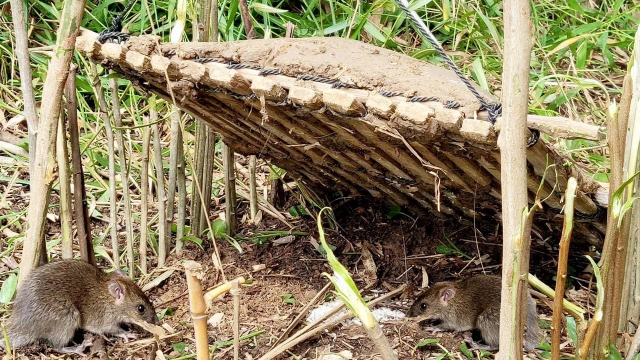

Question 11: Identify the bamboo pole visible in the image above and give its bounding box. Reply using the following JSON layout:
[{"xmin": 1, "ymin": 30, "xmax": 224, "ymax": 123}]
[
  {"xmin": 110, "ymin": 76, "xmax": 134, "ymax": 276},
  {"xmin": 67, "ymin": 66, "xmax": 94, "ymax": 266},
  {"xmin": 551, "ymin": 178, "xmax": 577, "ymax": 360},
  {"xmin": 140, "ymin": 114, "xmax": 151, "ymax": 274},
  {"xmin": 151, "ymin": 97, "xmax": 168, "ymax": 267},
  {"xmin": 249, "ymin": 156, "xmax": 258, "ymax": 222},
  {"xmin": 497, "ymin": 0, "xmax": 534, "ymax": 358},
  {"xmin": 588, "ymin": 100, "xmax": 629, "ymax": 359},
  {"xmin": 166, "ymin": 109, "xmax": 181, "ymax": 252},
  {"xmin": 223, "ymin": 143, "xmax": 237, "ymax": 236},
  {"xmin": 19, "ymin": 0, "xmax": 87, "ymax": 284},
  {"xmin": 9, "ymin": 0, "xmax": 38, "ymax": 177},
  {"xmin": 184, "ymin": 261, "xmax": 209, "ymax": 360},
  {"xmin": 176, "ymin": 137, "xmax": 187, "ymax": 248},
  {"xmin": 97, "ymin": 74, "xmax": 118, "ymax": 267},
  {"xmin": 231, "ymin": 280, "xmax": 240, "ymax": 360},
  {"xmin": 90, "ymin": 64, "xmax": 119, "ymax": 266},
  {"xmin": 56, "ymin": 113, "xmax": 73, "ymax": 259}
]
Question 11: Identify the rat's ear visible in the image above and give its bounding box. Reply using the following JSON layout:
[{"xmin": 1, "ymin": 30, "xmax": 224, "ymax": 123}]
[
  {"xmin": 108, "ymin": 281, "xmax": 126, "ymax": 304},
  {"xmin": 112, "ymin": 269, "xmax": 129, "ymax": 278},
  {"xmin": 439, "ymin": 286, "xmax": 456, "ymax": 304}
]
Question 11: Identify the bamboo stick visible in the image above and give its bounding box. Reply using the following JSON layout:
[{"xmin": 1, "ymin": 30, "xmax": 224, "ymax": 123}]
[
  {"xmin": 249, "ymin": 156, "xmax": 258, "ymax": 222},
  {"xmin": 223, "ymin": 143, "xmax": 237, "ymax": 236},
  {"xmin": 176, "ymin": 131, "xmax": 187, "ymax": 251},
  {"xmin": 151, "ymin": 97, "xmax": 168, "ymax": 267},
  {"xmin": 140, "ymin": 114, "xmax": 151, "ymax": 274},
  {"xmin": 183, "ymin": 261, "xmax": 209, "ymax": 360},
  {"xmin": 166, "ymin": 109, "xmax": 180, "ymax": 253},
  {"xmin": 68, "ymin": 65, "xmax": 94, "ymax": 266},
  {"xmin": 497, "ymin": 0, "xmax": 534, "ymax": 357},
  {"xmin": 110, "ymin": 76, "xmax": 134, "ymax": 276},
  {"xmin": 551, "ymin": 178, "xmax": 577, "ymax": 360},
  {"xmin": 231, "ymin": 280, "xmax": 240, "ymax": 360},
  {"xmin": 56, "ymin": 112, "xmax": 73, "ymax": 260}
]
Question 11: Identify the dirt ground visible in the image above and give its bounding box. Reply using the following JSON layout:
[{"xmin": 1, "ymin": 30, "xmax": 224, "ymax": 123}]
[{"xmin": 1, "ymin": 189, "xmax": 594, "ymax": 360}]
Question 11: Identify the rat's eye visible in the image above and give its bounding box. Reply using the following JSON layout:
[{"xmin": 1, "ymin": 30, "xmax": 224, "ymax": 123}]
[
  {"xmin": 420, "ymin": 303, "xmax": 427, "ymax": 310},
  {"xmin": 137, "ymin": 304, "xmax": 146, "ymax": 313}
]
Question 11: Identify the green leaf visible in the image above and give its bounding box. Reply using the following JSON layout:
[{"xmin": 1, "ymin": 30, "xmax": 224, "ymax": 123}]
[
  {"xmin": 387, "ymin": 205, "xmax": 401, "ymax": 219},
  {"xmin": 408, "ymin": 0, "xmax": 433, "ymax": 11},
  {"xmin": 180, "ymin": 235, "xmax": 203, "ymax": 249},
  {"xmin": 436, "ymin": 242, "xmax": 454, "ymax": 255},
  {"xmin": 608, "ymin": 343, "xmax": 623, "ymax": 360},
  {"xmin": 567, "ymin": 316, "xmax": 578, "ymax": 346},
  {"xmin": 611, "ymin": 171, "xmax": 640, "ymax": 227},
  {"xmin": 459, "ymin": 341, "xmax": 473, "ymax": 358},
  {"xmin": 289, "ymin": 205, "xmax": 309, "ymax": 217},
  {"xmin": 0, "ymin": 273, "xmax": 17, "ymax": 304},
  {"xmin": 250, "ymin": 3, "xmax": 288, "ymax": 14},
  {"xmin": 470, "ymin": 58, "xmax": 490, "ymax": 92},
  {"xmin": 157, "ymin": 307, "xmax": 174, "ymax": 320},
  {"xmin": 281, "ymin": 294, "xmax": 296, "ymax": 305},
  {"xmin": 212, "ymin": 219, "xmax": 227, "ymax": 239},
  {"xmin": 173, "ymin": 342, "xmax": 188, "ymax": 356},
  {"xmin": 417, "ymin": 338, "xmax": 440, "ymax": 347}
]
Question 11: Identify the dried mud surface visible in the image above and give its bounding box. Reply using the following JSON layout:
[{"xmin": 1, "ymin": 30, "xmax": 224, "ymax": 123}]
[{"xmin": 127, "ymin": 35, "xmax": 496, "ymax": 115}]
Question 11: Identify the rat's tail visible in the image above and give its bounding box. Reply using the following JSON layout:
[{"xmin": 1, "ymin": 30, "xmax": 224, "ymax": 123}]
[{"xmin": 524, "ymin": 296, "xmax": 544, "ymax": 351}]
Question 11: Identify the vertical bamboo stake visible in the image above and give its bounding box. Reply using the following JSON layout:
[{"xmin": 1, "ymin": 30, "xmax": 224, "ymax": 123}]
[
  {"xmin": 190, "ymin": 0, "xmax": 218, "ymax": 237},
  {"xmin": 184, "ymin": 261, "xmax": 209, "ymax": 360},
  {"xmin": 249, "ymin": 156, "xmax": 258, "ymax": 222},
  {"xmin": 151, "ymin": 97, "xmax": 168, "ymax": 267},
  {"xmin": 98, "ymin": 73, "xmax": 119, "ymax": 267},
  {"xmin": 166, "ymin": 0, "xmax": 187, "ymax": 254},
  {"xmin": 110, "ymin": 76, "xmax": 134, "ymax": 276},
  {"xmin": 166, "ymin": 109, "xmax": 181, "ymax": 252},
  {"xmin": 191, "ymin": 121, "xmax": 205, "ymax": 236},
  {"xmin": 9, "ymin": 0, "xmax": 38, "ymax": 175},
  {"xmin": 231, "ymin": 279, "xmax": 240, "ymax": 360},
  {"xmin": 589, "ymin": 92, "xmax": 630, "ymax": 359},
  {"xmin": 56, "ymin": 113, "xmax": 73, "ymax": 259},
  {"xmin": 223, "ymin": 144, "xmax": 237, "ymax": 235},
  {"xmin": 140, "ymin": 115, "xmax": 151, "ymax": 274},
  {"xmin": 497, "ymin": 0, "xmax": 533, "ymax": 358},
  {"xmin": 89, "ymin": 64, "xmax": 118, "ymax": 265},
  {"xmin": 551, "ymin": 178, "xmax": 577, "ymax": 360},
  {"xmin": 19, "ymin": 0, "xmax": 87, "ymax": 284},
  {"xmin": 176, "ymin": 140, "xmax": 187, "ymax": 249},
  {"xmin": 67, "ymin": 65, "xmax": 94, "ymax": 266}
]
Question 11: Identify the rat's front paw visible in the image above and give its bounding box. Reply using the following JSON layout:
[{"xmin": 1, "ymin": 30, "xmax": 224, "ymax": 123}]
[{"xmin": 115, "ymin": 332, "xmax": 138, "ymax": 342}]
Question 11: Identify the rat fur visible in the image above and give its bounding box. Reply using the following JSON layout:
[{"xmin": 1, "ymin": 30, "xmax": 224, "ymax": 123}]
[
  {"xmin": 2, "ymin": 260, "xmax": 158, "ymax": 353},
  {"xmin": 407, "ymin": 275, "xmax": 542, "ymax": 351}
]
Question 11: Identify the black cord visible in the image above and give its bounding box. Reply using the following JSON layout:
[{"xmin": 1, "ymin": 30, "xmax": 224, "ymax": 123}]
[
  {"xmin": 394, "ymin": 0, "xmax": 501, "ymax": 123},
  {"xmin": 98, "ymin": 1, "xmax": 136, "ymax": 44}
]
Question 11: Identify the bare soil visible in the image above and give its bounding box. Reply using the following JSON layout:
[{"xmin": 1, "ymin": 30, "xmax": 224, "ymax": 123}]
[{"xmin": 1, "ymin": 191, "xmax": 593, "ymax": 360}]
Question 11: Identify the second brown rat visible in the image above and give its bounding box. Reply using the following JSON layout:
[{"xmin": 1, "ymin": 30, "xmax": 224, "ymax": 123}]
[
  {"xmin": 1, "ymin": 260, "xmax": 158, "ymax": 355},
  {"xmin": 407, "ymin": 275, "xmax": 542, "ymax": 351}
]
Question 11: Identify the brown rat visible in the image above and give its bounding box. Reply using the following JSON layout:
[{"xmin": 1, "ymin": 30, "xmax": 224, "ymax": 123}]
[
  {"xmin": 407, "ymin": 275, "xmax": 542, "ymax": 351},
  {"xmin": 1, "ymin": 260, "xmax": 158, "ymax": 355}
]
